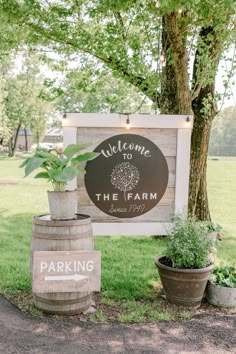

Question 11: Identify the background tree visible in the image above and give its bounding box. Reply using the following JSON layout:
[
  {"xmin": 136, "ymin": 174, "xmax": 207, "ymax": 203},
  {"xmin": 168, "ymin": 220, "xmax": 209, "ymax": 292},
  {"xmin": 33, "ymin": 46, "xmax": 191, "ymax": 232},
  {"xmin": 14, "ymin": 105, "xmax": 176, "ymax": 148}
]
[
  {"xmin": 0, "ymin": 62, "xmax": 10, "ymax": 147},
  {"xmin": 43, "ymin": 63, "xmax": 150, "ymax": 114},
  {"xmin": 0, "ymin": 0, "xmax": 235, "ymax": 219},
  {"xmin": 30, "ymin": 97, "xmax": 55, "ymax": 145},
  {"xmin": 209, "ymin": 107, "xmax": 236, "ymax": 156},
  {"xmin": 1, "ymin": 53, "xmax": 55, "ymax": 156},
  {"xmin": 0, "ymin": 90, "xmax": 11, "ymax": 148}
]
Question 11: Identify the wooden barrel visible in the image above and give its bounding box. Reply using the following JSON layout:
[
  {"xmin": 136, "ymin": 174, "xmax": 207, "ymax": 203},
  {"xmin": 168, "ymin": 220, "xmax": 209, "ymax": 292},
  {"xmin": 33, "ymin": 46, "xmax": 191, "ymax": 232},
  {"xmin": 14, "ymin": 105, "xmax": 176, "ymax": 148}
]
[{"xmin": 31, "ymin": 214, "xmax": 94, "ymax": 315}]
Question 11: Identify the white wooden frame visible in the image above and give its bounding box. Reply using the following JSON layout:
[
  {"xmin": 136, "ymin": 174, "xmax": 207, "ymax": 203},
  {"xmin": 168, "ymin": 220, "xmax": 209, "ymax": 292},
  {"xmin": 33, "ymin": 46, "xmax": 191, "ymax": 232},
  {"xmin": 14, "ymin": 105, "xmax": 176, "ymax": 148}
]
[{"xmin": 63, "ymin": 114, "xmax": 193, "ymax": 236}]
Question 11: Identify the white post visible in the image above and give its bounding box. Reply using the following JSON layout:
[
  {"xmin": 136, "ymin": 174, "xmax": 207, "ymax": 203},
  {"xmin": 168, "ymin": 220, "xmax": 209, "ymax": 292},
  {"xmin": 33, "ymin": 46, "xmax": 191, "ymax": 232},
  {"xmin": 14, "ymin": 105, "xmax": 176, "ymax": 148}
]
[{"xmin": 174, "ymin": 128, "xmax": 192, "ymax": 216}]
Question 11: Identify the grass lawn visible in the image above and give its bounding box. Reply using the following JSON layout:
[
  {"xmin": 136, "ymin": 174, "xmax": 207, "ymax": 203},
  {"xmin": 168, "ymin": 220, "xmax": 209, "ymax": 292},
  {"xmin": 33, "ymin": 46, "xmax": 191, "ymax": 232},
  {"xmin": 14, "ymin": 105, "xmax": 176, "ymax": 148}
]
[{"xmin": 0, "ymin": 155, "xmax": 235, "ymax": 321}]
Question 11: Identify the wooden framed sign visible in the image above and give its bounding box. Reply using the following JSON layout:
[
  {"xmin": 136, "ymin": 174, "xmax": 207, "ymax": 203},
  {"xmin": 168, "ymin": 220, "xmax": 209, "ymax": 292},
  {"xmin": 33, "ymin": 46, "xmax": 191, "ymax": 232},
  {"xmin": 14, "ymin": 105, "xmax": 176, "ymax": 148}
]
[
  {"xmin": 63, "ymin": 114, "xmax": 193, "ymax": 235},
  {"xmin": 33, "ymin": 251, "xmax": 101, "ymax": 293}
]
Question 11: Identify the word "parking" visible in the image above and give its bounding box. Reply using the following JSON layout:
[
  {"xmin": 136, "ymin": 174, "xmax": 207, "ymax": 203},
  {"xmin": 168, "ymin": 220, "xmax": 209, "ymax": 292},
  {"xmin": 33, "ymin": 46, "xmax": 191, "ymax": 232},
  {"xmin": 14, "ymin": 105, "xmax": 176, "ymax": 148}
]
[{"xmin": 40, "ymin": 260, "xmax": 94, "ymax": 273}]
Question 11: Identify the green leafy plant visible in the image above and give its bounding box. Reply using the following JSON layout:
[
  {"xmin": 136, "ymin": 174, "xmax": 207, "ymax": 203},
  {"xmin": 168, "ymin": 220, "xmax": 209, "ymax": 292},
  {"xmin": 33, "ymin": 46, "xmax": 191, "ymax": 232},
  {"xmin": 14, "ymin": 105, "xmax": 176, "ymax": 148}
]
[
  {"xmin": 202, "ymin": 221, "xmax": 222, "ymax": 233},
  {"xmin": 20, "ymin": 144, "xmax": 98, "ymax": 191},
  {"xmin": 209, "ymin": 266, "xmax": 236, "ymax": 288},
  {"xmin": 165, "ymin": 216, "xmax": 214, "ymax": 269}
]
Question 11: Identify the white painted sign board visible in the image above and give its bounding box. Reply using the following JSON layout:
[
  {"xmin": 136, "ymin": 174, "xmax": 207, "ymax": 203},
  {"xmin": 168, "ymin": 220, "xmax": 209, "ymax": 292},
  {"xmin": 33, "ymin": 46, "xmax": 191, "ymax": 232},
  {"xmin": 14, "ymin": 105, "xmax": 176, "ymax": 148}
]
[
  {"xmin": 63, "ymin": 114, "xmax": 193, "ymax": 236},
  {"xmin": 33, "ymin": 251, "xmax": 101, "ymax": 293}
]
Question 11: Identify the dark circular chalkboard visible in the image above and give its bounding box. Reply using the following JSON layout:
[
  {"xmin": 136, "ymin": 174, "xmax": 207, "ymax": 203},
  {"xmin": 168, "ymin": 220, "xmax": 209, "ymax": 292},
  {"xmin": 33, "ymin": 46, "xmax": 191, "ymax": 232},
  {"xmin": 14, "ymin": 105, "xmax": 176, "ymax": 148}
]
[{"xmin": 85, "ymin": 134, "xmax": 169, "ymax": 218}]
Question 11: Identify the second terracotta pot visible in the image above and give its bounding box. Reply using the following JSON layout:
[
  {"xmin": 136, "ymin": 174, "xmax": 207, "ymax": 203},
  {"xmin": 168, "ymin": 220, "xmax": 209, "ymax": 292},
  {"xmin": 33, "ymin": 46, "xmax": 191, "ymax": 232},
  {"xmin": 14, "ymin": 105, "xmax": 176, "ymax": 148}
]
[{"xmin": 155, "ymin": 256, "xmax": 214, "ymax": 308}]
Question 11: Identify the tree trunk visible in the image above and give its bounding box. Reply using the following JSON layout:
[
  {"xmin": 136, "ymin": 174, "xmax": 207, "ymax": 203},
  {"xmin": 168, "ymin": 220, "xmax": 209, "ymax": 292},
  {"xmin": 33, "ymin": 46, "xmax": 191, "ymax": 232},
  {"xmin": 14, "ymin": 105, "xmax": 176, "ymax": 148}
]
[
  {"xmin": 36, "ymin": 129, "xmax": 40, "ymax": 146},
  {"xmin": 189, "ymin": 107, "xmax": 214, "ymax": 220},
  {"xmin": 159, "ymin": 17, "xmax": 179, "ymax": 114},
  {"xmin": 160, "ymin": 13, "xmax": 192, "ymax": 114},
  {"xmin": 164, "ymin": 13, "xmax": 192, "ymax": 115},
  {"xmin": 24, "ymin": 128, "xmax": 28, "ymax": 152},
  {"xmin": 8, "ymin": 124, "xmax": 21, "ymax": 157},
  {"xmin": 161, "ymin": 17, "xmax": 221, "ymax": 220},
  {"xmin": 8, "ymin": 137, "xmax": 14, "ymax": 157},
  {"xmin": 189, "ymin": 26, "xmax": 221, "ymax": 220}
]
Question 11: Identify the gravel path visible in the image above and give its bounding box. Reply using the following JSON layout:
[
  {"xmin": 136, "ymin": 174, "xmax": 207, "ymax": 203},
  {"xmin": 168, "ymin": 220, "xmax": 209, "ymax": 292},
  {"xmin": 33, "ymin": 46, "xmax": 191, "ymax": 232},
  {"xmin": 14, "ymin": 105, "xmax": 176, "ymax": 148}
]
[{"xmin": 0, "ymin": 296, "xmax": 235, "ymax": 354}]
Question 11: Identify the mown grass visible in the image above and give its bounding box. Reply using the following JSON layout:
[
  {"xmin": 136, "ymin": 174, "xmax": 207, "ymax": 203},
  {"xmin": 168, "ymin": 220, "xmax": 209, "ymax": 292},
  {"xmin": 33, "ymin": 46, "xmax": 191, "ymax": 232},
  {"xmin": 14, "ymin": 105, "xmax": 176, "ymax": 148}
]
[
  {"xmin": 0, "ymin": 155, "xmax": 235, "ymax": 321},
  {"xmin": 207, "ymin": 158, "xmax": 236, "ymax": 264}
]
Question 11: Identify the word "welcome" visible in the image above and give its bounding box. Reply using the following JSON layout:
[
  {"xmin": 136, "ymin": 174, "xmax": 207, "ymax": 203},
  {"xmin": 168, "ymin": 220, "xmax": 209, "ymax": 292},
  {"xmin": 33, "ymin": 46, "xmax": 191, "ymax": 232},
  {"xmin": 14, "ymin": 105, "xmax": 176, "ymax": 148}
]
[{"xmin": 101, "ymin": 140, "xmax": 151, "ymax": 158}]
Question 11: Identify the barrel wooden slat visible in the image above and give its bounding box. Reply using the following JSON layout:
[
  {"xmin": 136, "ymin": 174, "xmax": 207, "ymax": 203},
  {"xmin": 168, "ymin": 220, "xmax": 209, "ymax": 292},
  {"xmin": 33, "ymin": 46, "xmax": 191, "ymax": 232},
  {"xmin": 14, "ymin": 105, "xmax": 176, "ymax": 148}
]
[
  {"xmin": 33, "ymin": 293, "xmax": 92, "ymax": 315},
  {"xmin": 31, "ymin": 214, "xmax": 94, "ymax": 315},
  {"xmin": 34, "ymin": 292, "xmax": 91, "ymax": 305},
  {"xmin": 32, "ymin": 231, "xmax": 92, "ymax": 240},
  {"xmin": 34, "ymin": 214, "xmax": 90, "ymax": 226}
]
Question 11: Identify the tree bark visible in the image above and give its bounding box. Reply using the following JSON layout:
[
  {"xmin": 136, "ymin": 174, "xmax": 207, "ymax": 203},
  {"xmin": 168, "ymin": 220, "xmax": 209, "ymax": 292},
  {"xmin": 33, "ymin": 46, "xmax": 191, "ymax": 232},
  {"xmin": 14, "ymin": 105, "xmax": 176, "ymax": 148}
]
[
  {"xmin": 8, "ymin": 124, "xmax": 21, "ymax": 157},
  {"xmin": 36, "ymin": 129, "xmax": 40, "ymax": 145},
  {"xmin": 161, "ymin": 17, "xmax": 221, "ymax": 220},
  {"xmin": 189, "ymin": 106, "xmax": 214, "ymax": 220},
  {"xmin": 24, "ymin": 128, "xmax": 28, "ymax": 152},
  {"xmin": 159, "ymin": 16, "xmax": 179, "ymax": 114},
  {"xmin": 189, "ymin": 26, "xmax": 221, "ymax": 220},
  {"xmin": 164, "ymin": 13, "xmax": 192, "ymax": 115}
]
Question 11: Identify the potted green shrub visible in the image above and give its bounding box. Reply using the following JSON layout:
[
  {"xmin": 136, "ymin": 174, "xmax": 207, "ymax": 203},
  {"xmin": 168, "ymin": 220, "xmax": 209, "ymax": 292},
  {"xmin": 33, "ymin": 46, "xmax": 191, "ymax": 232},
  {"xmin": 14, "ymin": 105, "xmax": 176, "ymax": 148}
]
[
  {"xmin": 200, "ymin": 221, "xmax": 220, "ymax": 264},
  {"xmin": 206, "ymin": 266, "xmax": 236, "ymax": 307},
  {"xmin": 20, "ymin": 144, "xmax": 98, "ymax": 220},
  {"xmin": 203, "ymin": 221, "xmax": 222, "ymax": 241},
  {"xmin": 155, "ymin": 216, "xmax": 215, "ymax": 308}
]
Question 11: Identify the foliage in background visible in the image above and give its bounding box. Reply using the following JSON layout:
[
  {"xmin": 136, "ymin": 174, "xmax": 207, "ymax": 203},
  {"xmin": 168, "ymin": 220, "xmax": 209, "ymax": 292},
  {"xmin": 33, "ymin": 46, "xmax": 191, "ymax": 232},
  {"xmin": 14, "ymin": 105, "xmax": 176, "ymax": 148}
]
[
  {"xmin": 165, "ymin": 216, "xmax": 214, "ymax": 269},
  {"xmin": 50, "ymin": 68, "xmax": 151, "ymax": 114},
  {"xmin": 0, "ymin": 53, "xmax": 55, "ymax": 156},
  {"xmin": 209, "ymin": 107, "xmax": 236, "ymax": 156},
  {"xmin": 210, "ymin": 266, "xmax": 236, "ymax": 288},
  {"xmin": 0, "ymin": 77, "xmax": 10, "ymax": 146}
]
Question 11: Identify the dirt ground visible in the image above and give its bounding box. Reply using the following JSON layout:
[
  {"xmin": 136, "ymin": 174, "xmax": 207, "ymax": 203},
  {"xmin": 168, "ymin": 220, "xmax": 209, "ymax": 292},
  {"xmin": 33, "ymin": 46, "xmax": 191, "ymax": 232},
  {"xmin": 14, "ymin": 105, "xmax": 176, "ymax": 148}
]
[{"xmin": 0, "ymin": 296, "xmax": 235, "ymax": 354}]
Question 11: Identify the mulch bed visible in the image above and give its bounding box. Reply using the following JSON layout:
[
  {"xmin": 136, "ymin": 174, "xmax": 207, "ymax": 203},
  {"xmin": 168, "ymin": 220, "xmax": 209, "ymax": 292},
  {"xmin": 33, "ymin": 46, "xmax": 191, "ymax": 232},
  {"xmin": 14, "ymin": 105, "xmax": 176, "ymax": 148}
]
[{"xmin": 4, "ymin": 289, "xmax": 235, "ymax": 323}]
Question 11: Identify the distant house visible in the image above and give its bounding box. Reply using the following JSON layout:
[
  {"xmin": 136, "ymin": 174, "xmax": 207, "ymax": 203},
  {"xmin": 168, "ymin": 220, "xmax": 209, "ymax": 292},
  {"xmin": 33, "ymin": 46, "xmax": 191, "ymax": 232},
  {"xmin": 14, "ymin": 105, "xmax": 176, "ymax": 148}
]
[
  {"xmin": 17, "ymin": 129, "xmax": 33, "ymax": 151},
  {"xmin": 16, "ymin": 128, "xmax": 63, "ymax": 151},
  {"xmin": 43, "ymin": 128, "xmax": 63, "ymax": 144}
]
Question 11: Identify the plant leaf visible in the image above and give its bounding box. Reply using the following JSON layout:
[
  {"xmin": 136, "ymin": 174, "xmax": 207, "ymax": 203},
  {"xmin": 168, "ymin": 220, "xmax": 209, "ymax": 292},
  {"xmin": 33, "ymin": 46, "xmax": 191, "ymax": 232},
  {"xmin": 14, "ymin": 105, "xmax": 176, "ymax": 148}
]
[
  {"xmin": 24, "ymin": 158, "xmax": 49, "ymax": 177},
  {"xmin": 19, "ymin": 158, "xmax": 30, "ymax": 168},
  {"xmin": 77, "ymin": 166, "xmax": 86, "ymax": 174},
  {"xmin": 63, "ymin": 144, "xmax": 90, "ymax": 159},
  {"xmin": 34, "ymin": 151, "xmax": 56, "ymax": 159},
  {"xmin": 34, "ymin": 171, "xmax": 50, "ymax": 179},
  {"xmin": 57, "ymin": 157, "xmax": 69, "ymax": 168},
  {"xmin": 49, "ymin": 166, "xmax": 79, "ymax": 182},
  {"xmin": 72, "ymin": 151, "xmax": 99, "ymax": 163}
]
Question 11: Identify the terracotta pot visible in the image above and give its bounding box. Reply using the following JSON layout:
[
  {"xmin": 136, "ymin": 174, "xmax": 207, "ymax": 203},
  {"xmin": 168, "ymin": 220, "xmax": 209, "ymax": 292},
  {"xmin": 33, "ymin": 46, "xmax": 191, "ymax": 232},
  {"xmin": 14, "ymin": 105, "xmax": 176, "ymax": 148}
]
[
  {"xmin": 47, "ymin": 190, "xmax": 78, "ymax": 220},
  {"xmin": 155, "ymin": 256, "xmax": 214, "ymax": 308},
  {"xmin": 206, "ymin": 282, "xmax": 236, "ymax": 308}
]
